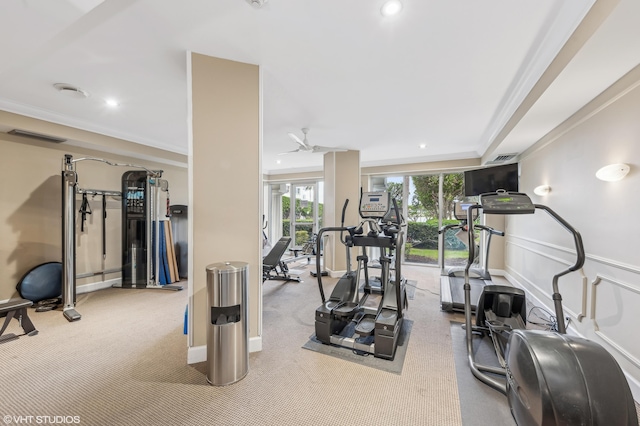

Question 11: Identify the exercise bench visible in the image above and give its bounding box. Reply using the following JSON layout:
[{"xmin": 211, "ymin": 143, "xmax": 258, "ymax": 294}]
[
  {"xmin": 263, "ymin": 237, "xmax": 301, "ymax": 283},
  {"xmin": 0, "ymin": 298, "xmax": 38, "ymax": 344}
]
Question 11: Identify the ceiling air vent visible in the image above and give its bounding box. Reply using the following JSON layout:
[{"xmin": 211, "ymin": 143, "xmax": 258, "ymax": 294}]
[
  {"xmin": 53, "ymin": 83, "xmax": 89, "ymax": 99},
  {"xmin": 486, "ymin": 153, "xmax": 517, "ymax": 164},
  {"xmin": 8, "ymin": 129, "xmax": 67, "ymax": 144}
]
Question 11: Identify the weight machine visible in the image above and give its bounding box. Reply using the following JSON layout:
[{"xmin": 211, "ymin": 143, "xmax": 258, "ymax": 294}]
[{"xmin": 61, "ymin": 154, "xmax": 182, "ymax": 322}]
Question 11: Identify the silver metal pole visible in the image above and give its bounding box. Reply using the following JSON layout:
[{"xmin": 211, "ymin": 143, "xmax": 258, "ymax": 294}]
[
  {"xmin": 154, "ymin": 176, "xmax": 161, "ymax": 286},
  {"xmin": 61, "ymin": 155, "xmax": 81, "ymax": 322},
  {"xmin": 146, "ymin": 175, "xmax": 154, "ymax": 286}
]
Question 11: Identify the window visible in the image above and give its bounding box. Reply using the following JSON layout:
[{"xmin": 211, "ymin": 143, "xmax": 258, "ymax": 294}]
[{"xmin": 264, "ymin": 181, "xmax": 323, "ymax": 249}]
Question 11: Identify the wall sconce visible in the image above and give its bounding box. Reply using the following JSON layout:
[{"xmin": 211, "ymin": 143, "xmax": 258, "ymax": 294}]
[
  {"xmin": 533, "ymin": 185, "xmax": 551, "ymax": 196},
  {"xmin": 595, "ymin": 163, "xmax": 630, "ymax": 182}
]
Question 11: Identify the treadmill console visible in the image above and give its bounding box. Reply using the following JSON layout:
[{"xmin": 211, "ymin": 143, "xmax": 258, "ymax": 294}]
[
  {"xmin": 479, "ymin": 191, "xmax": 535, "ymax": 214},
  {"xmin": 454, "ymin": 199, "xmax": 478, "ymax": 222},
  {"xmin": 359, "ymin": 191, "xmax": 391, "ymax": 219}
]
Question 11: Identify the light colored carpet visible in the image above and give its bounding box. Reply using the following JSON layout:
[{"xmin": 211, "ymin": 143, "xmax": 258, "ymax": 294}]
[
  {"xmin": 5, "ymin": 264, "xmax": 635, "ymax": 425},
  {"xmin": 0, "ymin": 265, "xmax": 463, "ymax": 426}
]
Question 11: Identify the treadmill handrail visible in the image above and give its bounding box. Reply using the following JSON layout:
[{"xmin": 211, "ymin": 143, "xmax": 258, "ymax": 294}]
[
  {"xmin": 474, "ymin": 224, "xmax": 505, "ymax": 237},
  {"xmin": 438, "ymin": 223, "xmax": 462, "ymax": 273}
]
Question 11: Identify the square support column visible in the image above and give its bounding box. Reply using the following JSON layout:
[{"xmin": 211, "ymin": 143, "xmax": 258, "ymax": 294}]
[
  {"xmin": 323, "ymin": 150, "xmax": 360, "ymax": 273},
  {"xmin": 188, "ymin": 52, "xmax": 262, "ymax": 353}
]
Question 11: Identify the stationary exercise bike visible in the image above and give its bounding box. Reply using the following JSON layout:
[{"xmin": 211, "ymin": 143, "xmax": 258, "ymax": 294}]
[{"xmin": 463, "ymin": 191, "xmax": 637, "ymax": 426}]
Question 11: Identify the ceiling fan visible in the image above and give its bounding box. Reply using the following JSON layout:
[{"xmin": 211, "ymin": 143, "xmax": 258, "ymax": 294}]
[{"xmin": 280, "ymin": 128, "xmax": 347, "ymax": 154}]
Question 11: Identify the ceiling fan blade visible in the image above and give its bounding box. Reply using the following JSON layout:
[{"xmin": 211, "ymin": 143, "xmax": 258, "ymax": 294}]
[
  {"xmin": 311, "ymin": 145, "xmax": 347, "ymax": 153},
  {"xmin": 287, "ymin": 132, "xmax": 307, "ymax": 149},
  {"xmin": 278, "ymin": 148, "xmax": 300, "ymax": 155}
]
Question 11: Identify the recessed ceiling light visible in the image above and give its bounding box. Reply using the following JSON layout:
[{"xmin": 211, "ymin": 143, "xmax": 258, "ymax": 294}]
[
  {"xmin": 276, "ymin": 159, "xmax": 281, "ymax": 164},
  {"xmin": 53, "ymin": 83, "xmax": 89, "ymax": 99},
  {"xmin": 419, "ymin": 143, "xmax": 427, "ymax": 149},
  {"xmin": 246, "ymin": 0, "xmax": 268, "ymax": 8},
  {"xmin": 381, "ymin": 0, "xmax": 402, "ymax": 17},
  {"xmin": 105, "ymin": 98, "xmax": 119, "ymax": 108}
]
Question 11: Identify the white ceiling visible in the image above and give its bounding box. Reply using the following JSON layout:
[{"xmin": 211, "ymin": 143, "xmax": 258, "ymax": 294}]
[{"xmin": 0, "ymin": 0, "xmax": 638, "ymax": 175}]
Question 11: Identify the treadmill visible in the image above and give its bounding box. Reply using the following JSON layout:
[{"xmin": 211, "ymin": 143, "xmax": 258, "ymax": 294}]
[{"xmin": 439, "ymin": 200, "xmax": 504, "ymax": 313}]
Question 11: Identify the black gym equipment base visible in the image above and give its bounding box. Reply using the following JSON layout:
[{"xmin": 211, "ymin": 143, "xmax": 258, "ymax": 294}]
[{"xmin": 302, "ymin": 319, "xmax": 413, "ymax": 375}]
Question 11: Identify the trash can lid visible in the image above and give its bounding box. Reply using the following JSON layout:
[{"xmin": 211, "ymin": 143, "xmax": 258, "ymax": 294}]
[{"xmin": 206, "ymin": 261, "xmax": 248, "ymax": 274}]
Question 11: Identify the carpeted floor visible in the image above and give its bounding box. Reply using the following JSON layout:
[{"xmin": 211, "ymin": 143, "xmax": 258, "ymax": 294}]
[
  {"xmin": 1, "ymin": 262, "xmax": 637, "ymax": 426},
  {"xmin": 450, "ymin": 322, "xmax": 514, "ymax": 426},
  {"xmin": 0, "ymin": 264, "xmax": 464, "ymax": 426}
]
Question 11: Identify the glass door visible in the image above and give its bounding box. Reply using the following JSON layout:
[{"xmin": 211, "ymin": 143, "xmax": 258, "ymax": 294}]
[
  {"xmin": 290, "ymin": 184, "xmax": 316, "ymax": 247},
  {"xmin": 403, "ymin": 172, "xmax": 465, "ymax": 266},
  {"xmin": 438, "ymin": 172, "xmax": 468, "ymax": 270}
]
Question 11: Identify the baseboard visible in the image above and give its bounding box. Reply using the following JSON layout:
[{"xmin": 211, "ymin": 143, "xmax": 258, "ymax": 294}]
[
  {"xmin": 626, "ymin": 372, "xmax": 640, "ymax": 403},
  {"xmin": 249, "ymin": 335, "xmax": 262, "ymax": 352},
  {"xmin": 326, "ymin": 269, "xmax": 346, "ymax": 279},
  {"xmin": 187, "ymin": 336, "xmax": 262, "ymax": 364},
  {"xmin": 488, "ymin": 268, "xmax": 506, "ymax": 277},
  {"xmin": 1, "ymin": 277, "xmax": 121, "ymax": 302},
  {"xmin": 77, "ymin": 278, "xmax": 121, "ymax": 294},
  {"xmin": 187, "ymin": 345, "xmax": 207, "ymax": 364},
  {"xmin": 503, "ymin": 270, "xmax": 640, "ymax": 403}
]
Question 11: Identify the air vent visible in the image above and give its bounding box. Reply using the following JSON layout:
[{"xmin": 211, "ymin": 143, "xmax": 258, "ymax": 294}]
[
  {"xmin": 8, "ymin": 129, "xmax": 67, "ymax": 143},
  {"xmin": 53, "ymin": 83, "xmax": 89, "ymax": 99},
  {"xmin": 486, "ymin": 153, "xmax": 517, "ymax": 164}
]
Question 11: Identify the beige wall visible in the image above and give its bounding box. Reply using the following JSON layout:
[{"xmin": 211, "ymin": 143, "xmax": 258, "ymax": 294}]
[
  {"xmin": 508, "ymin": 64, "xmax": 640, "ymax": 394},
  {"xmin": 0, "ymin": 129, "xmax": 187, "ymax": 302},
  {"xmin": 189, "ymin": 53, "xmax": 261, "ymax": 348}
]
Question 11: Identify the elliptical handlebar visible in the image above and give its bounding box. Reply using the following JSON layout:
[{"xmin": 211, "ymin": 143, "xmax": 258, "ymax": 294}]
[
  {"xmin": 392, "ymin": 198, "xmax": 402, "ymax": 226},
  {"xmin": 534, "ymin": 204, "xmax": 585, "ymax": 334},
  {"xmin": 339, "ymin": 199, "xmax": 350, "ymax": 244},
  {"xmin": 316, "ymin": 226, "xmax": 350, "ymax": 304},
  {"xmin": 316, "ymin": 199, "xmax": 351, "ymax": 304}
]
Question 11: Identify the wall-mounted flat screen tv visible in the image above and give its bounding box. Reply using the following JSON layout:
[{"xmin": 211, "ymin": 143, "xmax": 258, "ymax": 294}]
[{"xmin": 464, "ymin": 163, "xmax": 519, "ymax": 196}]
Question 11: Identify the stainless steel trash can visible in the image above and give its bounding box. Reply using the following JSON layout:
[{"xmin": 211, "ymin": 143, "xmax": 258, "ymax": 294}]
[{"xmin": 206, "ymin": 261, "xmax": 249, "ymax": 386}]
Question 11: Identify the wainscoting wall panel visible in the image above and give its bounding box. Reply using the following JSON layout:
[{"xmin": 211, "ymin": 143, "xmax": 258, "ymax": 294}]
[{"xmin": 505, "ymin": 236, "xmax": 587, "ymax": 322}]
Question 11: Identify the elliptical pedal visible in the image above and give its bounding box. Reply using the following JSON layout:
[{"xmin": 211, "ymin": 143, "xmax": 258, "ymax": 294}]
[
  {"xmin": 354, "ymin": 312, "xmax": 376, "ymax": 336},
  {"xmin": 332, "ymin": 302, "xmax": 360, "ymax": 320}
]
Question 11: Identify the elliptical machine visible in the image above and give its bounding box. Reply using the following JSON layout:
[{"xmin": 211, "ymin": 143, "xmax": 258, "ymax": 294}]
[
  {"xmin": 463, "ymin": 191, "xmax": 637, "ymax": 426},
  {"xmin": 314, "ymin": 191, "xmax": 408, "ymax": 360}
]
